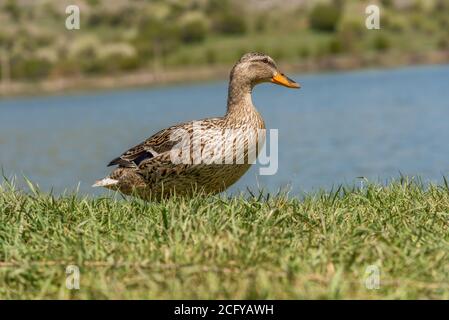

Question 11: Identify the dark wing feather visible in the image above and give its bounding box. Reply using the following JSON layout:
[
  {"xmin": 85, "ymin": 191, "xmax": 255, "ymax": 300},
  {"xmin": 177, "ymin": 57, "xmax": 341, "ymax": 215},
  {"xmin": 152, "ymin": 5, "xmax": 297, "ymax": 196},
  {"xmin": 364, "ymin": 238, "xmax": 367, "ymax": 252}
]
[
  {"xmin": 108, "ymin": 118, "xmax": 223, "ymax": 168},
  {"xmin": 108, "ymin": 149, "xmax": 154, "ymax": 167},
  {"xmin": 107, "ymin": 125, "xmax": 185, "ymax": 168}
]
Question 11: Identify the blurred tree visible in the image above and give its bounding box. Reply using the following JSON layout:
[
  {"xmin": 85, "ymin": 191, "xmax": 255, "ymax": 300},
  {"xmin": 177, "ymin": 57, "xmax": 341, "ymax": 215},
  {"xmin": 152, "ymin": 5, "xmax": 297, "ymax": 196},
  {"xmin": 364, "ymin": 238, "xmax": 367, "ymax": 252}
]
[
  {"xmin": 0, "ymin": 0, "xmax": 446, "ymax": 84},
  {"xmin": 4, "ymin": 0, "xmax": 20, "ymax": 20},
  {"xmin": 372, "ymin": 33, "xmax": 391, "ymax": 51},
  {"xmin": 0, "ymin": 49, "xmax": 10, "ymax": 88},
  {"xmin": 134, "ymin": 17, "xmax": 181, "ymax": 71},
  {"xmin": 213, "ymin": 13, "xmax": 246, "ymax": 35},
  {"xmin": 254, "ymin": 14, "xmax": 268, "ymax": 32},
  {"xmin": 206, "ymin": 0, "xmax": 230, "ymax": 15},
  {"xmin": 87, "ymin": 0, "xmax": 100, "ymax": 7},
  {"xmin": 205, "ymin": 48, "xmax": 217, "ymax": 65},
  {"xmin": 272, "ymin": 48, "xmax": 285, "ymax": 60},
  {"xmin": 298, "ymin": 46, "xmax": 311, "ymax": 59},
  {"xmin": 337, "ymin": 19, "xmax": 365, "ymax": 53},
  {"xmin": 87, "ymin": 11, "xmax": 103, "ymax": 27},
  {"xmin": 207, "ymin": 0, "xmax": 246, "ymax": 35},
  {"xmin": 79, "ymin": 46, "xmax": 103, "ymax": 74},
  {"xmin": 386, "ymin": 14, "xmax": 407, "ymax": 33},
  {"xmin": 435, "ymin": 0, "xmax": 449, "ymax": 11},
  {"xmin": 437, "ymin": 37, "xmax": 449, "ymax": 50},
  {"xmin": 328, "ymin": 37, "xmax": 344, "ymax": 54},
  {"xmin": 11, "ymin": 57, "xmax": 52, "ymax": 80},
  {"xmin": 0, "ymin": 31, "xmax": 14, "ymax": 86},
  {"xmin": 180, "ymin": 15, "xmax": 208, "ymax": 43},
  {"xmin": 309, "ymin": 3, "xmax": 342, "ymax": 32}
]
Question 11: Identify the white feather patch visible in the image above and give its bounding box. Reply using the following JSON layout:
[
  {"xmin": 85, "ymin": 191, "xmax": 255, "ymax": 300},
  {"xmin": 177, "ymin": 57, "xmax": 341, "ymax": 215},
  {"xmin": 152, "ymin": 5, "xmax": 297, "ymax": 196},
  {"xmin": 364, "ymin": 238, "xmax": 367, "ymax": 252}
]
[{"xmin": 92, "ymin": 178, "xmax": 119, "ymax": 187}]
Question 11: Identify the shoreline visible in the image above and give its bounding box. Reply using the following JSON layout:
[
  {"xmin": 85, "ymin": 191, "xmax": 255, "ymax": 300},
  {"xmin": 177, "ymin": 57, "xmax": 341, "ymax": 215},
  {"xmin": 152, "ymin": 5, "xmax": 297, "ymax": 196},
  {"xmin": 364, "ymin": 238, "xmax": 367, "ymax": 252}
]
[{"xmin": 1, "ymin": 50, "xmax": 448, "ymax": 99}]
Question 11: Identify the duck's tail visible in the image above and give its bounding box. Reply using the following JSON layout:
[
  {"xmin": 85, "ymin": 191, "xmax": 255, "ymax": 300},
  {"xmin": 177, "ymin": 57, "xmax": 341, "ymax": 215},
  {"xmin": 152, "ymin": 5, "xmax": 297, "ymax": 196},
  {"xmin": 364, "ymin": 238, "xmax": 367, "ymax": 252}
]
[{"xmin": 92, "ymin": 177, "xmax": 119, "ymax": 188}]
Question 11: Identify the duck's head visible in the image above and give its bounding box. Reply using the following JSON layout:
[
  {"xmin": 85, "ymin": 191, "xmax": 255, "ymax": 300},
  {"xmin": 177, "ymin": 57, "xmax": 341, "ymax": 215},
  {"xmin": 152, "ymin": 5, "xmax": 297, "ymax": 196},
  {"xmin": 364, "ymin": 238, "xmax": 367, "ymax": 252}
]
[{"xmin": 230, "ymin": 52, "xmax": 300, "ymax": 89}]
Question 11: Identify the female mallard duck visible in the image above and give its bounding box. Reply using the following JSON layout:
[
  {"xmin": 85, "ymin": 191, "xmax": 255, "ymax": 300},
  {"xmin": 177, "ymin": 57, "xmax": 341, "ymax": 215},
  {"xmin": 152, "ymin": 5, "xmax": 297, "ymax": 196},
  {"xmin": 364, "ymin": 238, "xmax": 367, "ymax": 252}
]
[{"xmin": 94, "ymin": 52, "xmax": 300, "ymax": 200}]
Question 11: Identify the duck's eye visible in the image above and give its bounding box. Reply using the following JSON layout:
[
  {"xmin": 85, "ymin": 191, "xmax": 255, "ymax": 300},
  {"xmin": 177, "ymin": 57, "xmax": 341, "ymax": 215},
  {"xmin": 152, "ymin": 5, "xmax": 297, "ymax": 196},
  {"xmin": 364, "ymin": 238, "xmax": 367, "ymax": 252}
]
[{"xmin": 261, "ymin": 58, "xmax": 269, "ymax": 64}]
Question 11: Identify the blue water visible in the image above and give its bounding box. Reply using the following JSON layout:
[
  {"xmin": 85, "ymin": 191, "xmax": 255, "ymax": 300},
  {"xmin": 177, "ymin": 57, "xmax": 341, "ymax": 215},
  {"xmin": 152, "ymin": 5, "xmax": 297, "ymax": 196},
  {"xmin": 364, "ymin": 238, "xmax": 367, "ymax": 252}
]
[{"xmin": 0, "ymin": 65, "xmax": 448, "ymax": 195}]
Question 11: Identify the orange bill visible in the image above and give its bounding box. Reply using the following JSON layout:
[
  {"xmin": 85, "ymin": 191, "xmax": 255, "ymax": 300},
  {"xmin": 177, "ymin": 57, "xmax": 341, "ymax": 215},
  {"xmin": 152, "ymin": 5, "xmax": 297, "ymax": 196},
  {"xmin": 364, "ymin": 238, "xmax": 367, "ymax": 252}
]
[{"xmin": 271, "ymin": 72, "xmax": 301, "ymax": 89}]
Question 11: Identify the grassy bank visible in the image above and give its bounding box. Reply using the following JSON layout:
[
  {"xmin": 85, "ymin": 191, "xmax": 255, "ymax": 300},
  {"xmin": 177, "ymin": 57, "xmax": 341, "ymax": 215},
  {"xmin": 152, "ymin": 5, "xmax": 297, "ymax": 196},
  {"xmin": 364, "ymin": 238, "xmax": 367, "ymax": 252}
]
[
  {"xmin": 1, "ymin": 49, "xmax": 448, "ymax": 98},
  {"xmin": 0, "ymin": 179, "xmax": 448, "ymax": 299},
  {"xmin": 2, "ymin": 0, "xmax": 449, "ymax": 97}
]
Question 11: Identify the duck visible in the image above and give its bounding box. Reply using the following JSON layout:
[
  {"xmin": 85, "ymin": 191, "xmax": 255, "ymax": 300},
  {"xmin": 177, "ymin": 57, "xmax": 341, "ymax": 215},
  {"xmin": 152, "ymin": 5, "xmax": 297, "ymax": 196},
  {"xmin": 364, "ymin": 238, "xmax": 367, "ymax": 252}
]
[{"xmin": 93, "ymin": 52, "xmax": 300, "ymax": 200}]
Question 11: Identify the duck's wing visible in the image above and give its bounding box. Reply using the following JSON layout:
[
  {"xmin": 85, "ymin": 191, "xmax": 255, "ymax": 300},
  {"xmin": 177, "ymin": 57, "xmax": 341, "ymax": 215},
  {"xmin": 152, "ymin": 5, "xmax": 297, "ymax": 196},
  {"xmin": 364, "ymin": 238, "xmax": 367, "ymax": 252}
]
[
  {"xmin": 108, "ymin": 124, "xmax": 188, "ymax": 168},
  {"xmin": 108, "ymin": 118, "xmax": 222, "ymax": 168}
]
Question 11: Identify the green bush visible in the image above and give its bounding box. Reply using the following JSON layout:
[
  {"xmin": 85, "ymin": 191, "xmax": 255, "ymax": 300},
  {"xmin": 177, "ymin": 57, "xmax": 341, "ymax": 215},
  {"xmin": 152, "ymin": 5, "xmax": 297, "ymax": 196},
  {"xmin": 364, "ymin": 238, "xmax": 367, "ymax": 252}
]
[
  {"xmin": 254, "ymin": 14, "xmax": 267, "ymax": 32},
  {"xmin": 337, "ymin": 20, "xmax": 365, "ymax": 52},
  {"xmin": 272, "ymin": 48, "xmax": 285, "ymax": 60},
  {"xmin": 87, "ymin": 12, "xmax": 104, "ymax": 27},
  {"xmin": 213, "ymin": 13, "xmax": 246, "ymax": 35},
  {"xmin": 3, "ymin": 0, "xmax": 20, "ymax": 20},
  {"xmin": 180, "ymin": 20, "xmax": 207, "ymax": 43},
  {"xmin": 309, "ymin": 3, "xmax": 341, "ymax": 32},
  {"xmin": 435, "ymin": 0, "xmax": 449, "ymax": 11},
  {"xmin": 437, "ymin": 37, "xmax": 449, "ymax": 50},
  {"xmin": 205, "ymin": 48, "xmax": 217, "ymax": 65},
  {"xmin": 328, "ymin": 37, "xmax": 344, "ymax": 54},
  {"xmin": 387, "ymin": 16, "xmax": 407, "ymax": 33},
  {"xmin": 52, "ymin": 59, "xmax": 81, "ymax": 77},
  {"xmin": 134, "ymin": 18, "xmax": 181, "ymax": 58},
  {"xmin": 381, "ymin": 0, "xmax": 393, "ymax": 7},
  {"xmin": 115, "ymin": 55, "xmax": 140, "ymax": 71},
  {"xmin": 372, "ymin": 33, "xmax": 391, "ymax": 51},
  {"xmin": 76, "ymin": 47, "xmax": 104, "ymax": 74},
  {"xmin": 11, "ymin": 57, "xmax": 52, "ymax": 80},
  {"xmin": 298, "ymin": 46, "xmax": 311, "ymax": 58}
]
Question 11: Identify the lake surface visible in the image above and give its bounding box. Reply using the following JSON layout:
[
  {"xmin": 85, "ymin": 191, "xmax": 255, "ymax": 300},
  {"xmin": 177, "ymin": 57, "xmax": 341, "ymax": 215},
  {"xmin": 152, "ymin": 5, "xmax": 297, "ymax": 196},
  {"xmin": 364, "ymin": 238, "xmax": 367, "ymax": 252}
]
[{"xmin": 1, "ymin": 65, "xmax": 448, "ymax": 196}]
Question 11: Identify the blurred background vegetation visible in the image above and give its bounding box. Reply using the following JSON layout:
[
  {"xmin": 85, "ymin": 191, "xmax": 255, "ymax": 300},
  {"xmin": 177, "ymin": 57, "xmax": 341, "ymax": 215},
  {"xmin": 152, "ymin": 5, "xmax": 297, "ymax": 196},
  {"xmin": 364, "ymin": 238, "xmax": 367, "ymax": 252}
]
[{"xmin": 0, "ymin": 0, "xmax": 448, "ymax": 91}]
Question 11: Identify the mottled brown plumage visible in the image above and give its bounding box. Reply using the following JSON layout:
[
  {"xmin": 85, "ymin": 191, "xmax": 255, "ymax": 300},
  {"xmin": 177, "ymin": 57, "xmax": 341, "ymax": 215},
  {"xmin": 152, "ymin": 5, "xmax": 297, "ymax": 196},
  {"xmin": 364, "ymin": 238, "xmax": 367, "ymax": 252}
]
[{"xmin": 93, "ymin": 52, "xmax": 300, "ymax": 200}]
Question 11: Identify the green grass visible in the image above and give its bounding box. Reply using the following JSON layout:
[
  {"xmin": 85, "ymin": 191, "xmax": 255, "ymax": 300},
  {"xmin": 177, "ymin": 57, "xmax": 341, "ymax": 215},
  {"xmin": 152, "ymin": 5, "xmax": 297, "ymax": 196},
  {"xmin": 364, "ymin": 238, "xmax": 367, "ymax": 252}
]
[{"xmin": 0, "ymin": 178, "xmax": 448, "ymax": 299}]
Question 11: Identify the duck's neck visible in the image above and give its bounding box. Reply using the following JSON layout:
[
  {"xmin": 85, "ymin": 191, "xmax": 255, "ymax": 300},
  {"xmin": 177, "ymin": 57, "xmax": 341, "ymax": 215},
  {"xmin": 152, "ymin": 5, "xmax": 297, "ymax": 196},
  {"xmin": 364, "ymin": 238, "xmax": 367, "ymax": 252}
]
[{"xmin": 225, "ymin": 76, "xmax": 258, "ymax": 119}]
